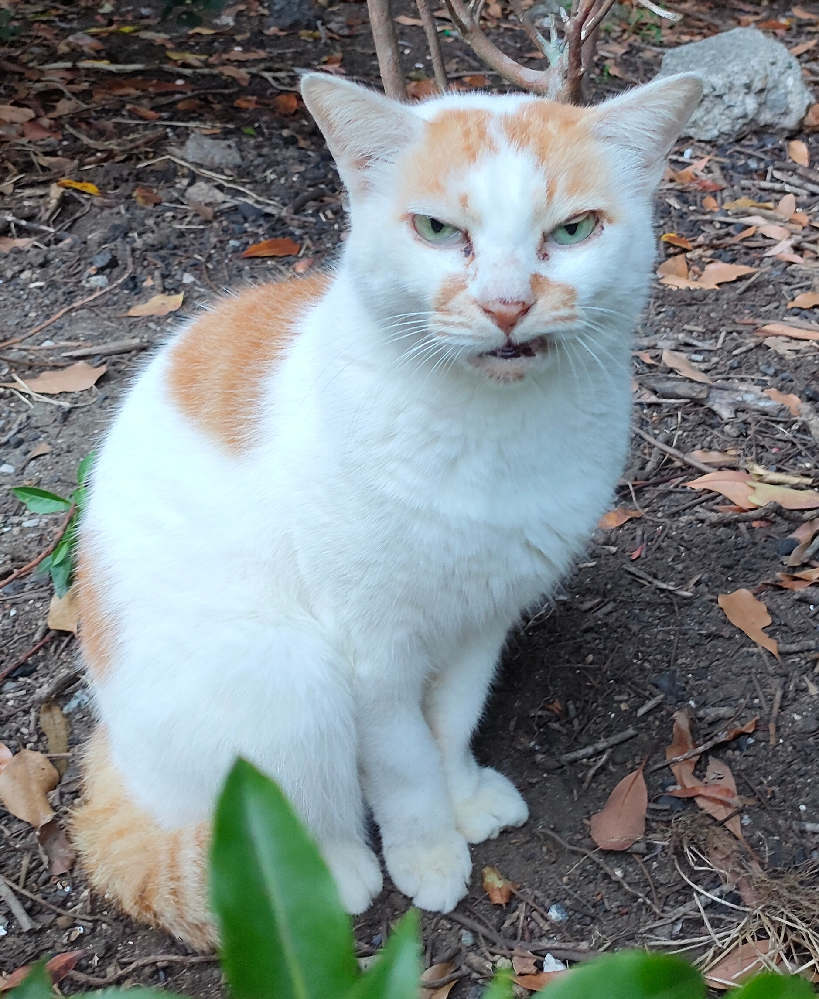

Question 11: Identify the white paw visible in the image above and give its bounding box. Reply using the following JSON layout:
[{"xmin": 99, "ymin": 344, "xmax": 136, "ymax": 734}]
[
  {"xmin": 384, "ymin": 830, "xmax": 471, "ymax": 913},
  {"xmin": 322, "ymin": 839, "xmax": 383, "ymax": 915},
  {"xmin": 454, "ymin": 767, "xmax": 529, "ymax": 844}
]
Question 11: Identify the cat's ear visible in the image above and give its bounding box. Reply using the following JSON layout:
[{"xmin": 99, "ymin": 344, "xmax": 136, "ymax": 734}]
[
  {"xmin": 300, "ymin": 74, "xmax": 423, "ymax": 196},
  {"xmin": 589, "ymin": 73, "xmax": 702, "ymax": 189}
]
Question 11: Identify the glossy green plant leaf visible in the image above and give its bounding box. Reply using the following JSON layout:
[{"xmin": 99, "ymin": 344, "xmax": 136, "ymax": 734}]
[
  {"xmin": 535, "ymin": 952, "xmax": 705, "ymax": 999},
  {"xmin": 12, "ymin": 487, "xmax": 71, "ymax": 514},
  {"xmin": 77, "ymin": 452, "xmax": 95, "ymax": 486},
  {"xmin": 732, "ymin": 975, "xmax": 815, "ymax": 999},
  {"xmin": 210, "ymin": 759, "xmax": 359, "ymax": 999},
  {"xmin": 7, "ymin": 964, "xmax": 53, "ymax": 999},
  {"xmin": 343, "ymin": 910, "xmax": 420, "ymax": 999}
]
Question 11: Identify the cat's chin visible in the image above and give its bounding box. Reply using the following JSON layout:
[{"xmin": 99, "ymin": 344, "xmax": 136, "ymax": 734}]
[{"xmin": 468, "ymin": 336, "xmax": 550, "ymax": 382}]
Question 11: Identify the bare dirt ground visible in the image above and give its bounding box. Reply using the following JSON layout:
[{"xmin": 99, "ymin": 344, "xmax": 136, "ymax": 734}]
[{"xmin": 2, "ymin": 0, "xmax": 819, "ymax": 995}]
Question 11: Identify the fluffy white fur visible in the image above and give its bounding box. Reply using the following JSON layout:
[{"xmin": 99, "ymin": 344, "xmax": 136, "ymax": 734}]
[{"xmin": 81, "ymin": 72, "xmax": 701, "ymax": 914}]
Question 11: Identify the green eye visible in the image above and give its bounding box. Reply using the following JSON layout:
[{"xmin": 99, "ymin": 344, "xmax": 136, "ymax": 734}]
[
  {"xmin": 551, "ymin": 211, "xmax": 597, "ymax": 245},
  {"xmin": 412, "ymin": 215, "xmax": 463, "ymax": 244}
]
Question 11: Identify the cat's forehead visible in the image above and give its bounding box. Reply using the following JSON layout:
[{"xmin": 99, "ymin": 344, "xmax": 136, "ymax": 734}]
[{"xmin": 398, "ymin": 95, "xmax": 609, "ymax": 214}]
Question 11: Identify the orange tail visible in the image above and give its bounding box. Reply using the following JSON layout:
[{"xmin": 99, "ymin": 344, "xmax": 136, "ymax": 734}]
[{"xmin": 71, "ymin": 729, "xmax": 217, "ymax": 951}]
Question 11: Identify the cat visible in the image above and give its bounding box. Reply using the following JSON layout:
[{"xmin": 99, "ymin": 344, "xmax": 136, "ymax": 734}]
[{"xmin": 71, "ymin": 69, "xmax": 701, "ymax": 949}]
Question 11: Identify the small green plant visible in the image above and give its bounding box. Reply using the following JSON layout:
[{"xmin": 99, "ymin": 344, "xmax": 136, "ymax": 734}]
[
  {"xmin": 9, "ymin": 761, "xmax": 817, "ymax": 999},
  {"xmin": 12, "ymin": 453, "xmax": 94, "ymax": 597},
  {"xmin": 0, "ymin": 9, "xmax": 19, "ymax": 41}
]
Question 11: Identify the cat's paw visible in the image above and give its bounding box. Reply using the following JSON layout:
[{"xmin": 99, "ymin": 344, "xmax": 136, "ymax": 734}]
[
  {"xmin": 322, "ymin": 839, "xmax": 383, "ymax": 915},
  {"xmin": 454, "ymin": 767, "xmax": 529, "ymax": 843},
  {"xmin": 385, "ymin": 830, "xmax": 471, "ymax": 913}
]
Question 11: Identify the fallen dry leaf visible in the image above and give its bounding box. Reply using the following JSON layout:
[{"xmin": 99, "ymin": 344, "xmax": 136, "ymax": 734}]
[
  {"xmin": 704, "ymin": 940, "xmax": 772, "ymax": 989},
  {"xmin": 512, "ymin": 953, "xmax": 538, "ymax": 976},
  {"xmin": 481, "ymin": 865, "xmax": 518, "ymax": 905},
  {"xmin": 40, "ymin": 701, "xmax": 69, "ymax": 777},
  {"xmin": 272, "ymin": 93, "xmax": 299, "ymax": 114},
  {"xmin": 219, "ymin": 65, "xmax": 251, "ymax": 86},
  {"xmin": 133, "ymin": 185, "xmax": 162, "ymax": 206},
  {"xmin": 786, "ymin": 518, "xmax": 819, "ymax": 566},
  {"xmin": 703, "ymin": 195, "xmax": 719, "ymax": 211},
  {"xmin": 0, "ymin": 744, "xmax": 12, "ymax": 770},
  {"xmin": 514, "ymin": 972, "xmax": 566, "ymax": 990},
  {"xmin": 242, "ymin": 237, "xmax": 301, "ymax": 258},
  {"xmin": 661, "ymin": 233, "xmax": 693, "ymax": 250},
  {"xmin": 0, "ymin": 105, "xmax": 35, "ymax": 124},
  {"xmin": 657, "ymin": 254, "xmax": 689, "ymax": 283},
  {"xmin": 420, "ymin": 962, "xmax": 457, "ymax": 999},
  {"xmin": 687, "ymin": 450, "xmax": 738, "ymax": 467},
  {"xmin": 718, "ymin": 589, "xmax": 779, "ymax": 659},
  {"xmin": 747, "ymin": 461, "xmax": 813, "ymax": 486},
  {"xmin": 662, "ymin": 348, "xmax": 712, "ymax": 384},
  {"xmin": 590, "ymin": 765, "xmax": 647, "ymax": 851},
  {"xmin": 38, "ymin": 817, "xmax": 76, "ymax": 875},
  {"xmin": 407, "ymin": 79, "xmax": 437, "ymax": 99},
  {"xmin": 126, "ymin": 292, "xmax": 184, "ymax": 317},
  {"xmin": 48, "ymin": 587, "xmax": 78, "ymax": 634},
  {"xmin": 0, "ymin": 749, "xmax": 59, "ymax": 827},
  {"xmin": 763, "ymin": 388, "xmax": 802, "ymax": 416},
  {"xmin": 2, "ymin": 361, "xmax": 105, "ymax": 395},
  {"xmin": 787, "ymin": 292, "xmax": 819, "ymax": 309},
  {"xmin": 697, "ymin": 262, "xmax": 756, "ymax": 289},
  {"xmin": 0, "ymin": 237, "xmax": 34, "ymax": 253},
  {"xmin": 806, "ymin": 103, "xmax": 819, "ymax": 128},
  {"xmin": 57, "ymin": 177, "xmax": 100, "ymax": 196},
  {"xmin": 599, "ymin": 508, "xmax": 642, "ymax": 529},
  {"xmin": 757, "ymin": 322, "xmax": 819, "ymax": 341},
  {"xmin": 686, "ymin": 470, "xmax": 819, "ymax": 510},
  {"xmin": 778, "ymin": 193, "xmax": 797, "ymax": 218},
  {"xmin": 775, "ymin": 567, "xmax": 819, "ymax": 590},
  {"xmin": 788, "ymin": 139, "xmax": 810, "ymax": 167},
  {"xmin": 0, "ymin": 952, "xmax": 85, "ymax": 993}
]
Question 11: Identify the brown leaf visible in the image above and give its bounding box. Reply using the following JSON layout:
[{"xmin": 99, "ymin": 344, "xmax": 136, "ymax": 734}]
[
  {"xmin": 0, "ymin": 237, "xmax": 34, "ymax": 252},
  {"xmin": 687, "ymin": 450, "xmax": 738, "ymax": 468},
  {"xmin": 704, "ymin": 940, "xmax": 772, "ymax": 989},
  {"xmin": 57, "ymin": 178, "xmax": 100, "ymax": 196},
  {"xmin": 0, "ymin": 749, "xmax": 58, "ymax": 827},
  {"xmin": 219, "ymin": 65, "xmax": 251, "ymax": 86},
  {"xmin": 133, "ymin": 185, "xmax": 162, "ymax": 206},
  {"xmin": 0, "ymin": 744, "xmax": 12, "ymax": 771},
  {"xmin": 763, "ymin": 388, "xmax": 802, "ymax": 416},
  {"xmin": 778, "ymin": 193, "xmax": 797, "ymax": 218},
  {"xmin": 242, "ymin": 237, "xmax": 301, "ymax": 258},
  {"xmin": 40, "ymin": 701, "xmax": 69, "ymax": 778},
  {"xmin": 481, "ymin": 865, "xmax": 518, "ymax": 904},
  {"xmin": 657, "ymin": 253, "xmax": 689, "ymax": 281},
  {"xmin": 757, "ymin": 322, "xmax": 819, "ymax": 341},
  {"xmin": 789, "ymin": 291, "xmax": 819, "ymax": 308},
  {"xmin": 696, "ymin": 262, "xmax": 756, "ymax": 289},
  {"xmin": 775, "ymin": 567, "xmax": 819, "ymax": 590},
  {"xmin": 686, "ymin": 470, "xmax": 819, "ymax": 510},
  {"xmin": 2, "ymin": 361, "xmax": 105, "ymax": 395},
  {"xmin": 0, "ymin": 105, "xmax": 35, "ymax": 124},
  {"xmin": 788, "ymin": 139, "xmax": 810, "ymax": 167},
  {"xmin": 407, "ymin": 79, "xmax": 437, "ymax": 99},
  {"xmin": 590, "ymin": 765, "xmax": 647, "ymax": 851},
  {"xmin": 395, "ymin": 13, "xmax": 424, "ymax": 24},
  {"xmin": 47, "ymin": 588, "xmax": 78, "ymax": 634},
  {"xmin": 703, "ymin": 195, "xmax": 719, "ymax": 211},
  {"xmin": 272, "ymin": 93, "xmax": 299, "ymax": 114},
  {"xmin": 125, "ymin": 292, "xmax": 184, "ymax": 317},
  {"xmin": 421, "ymin": 962, "xmax": 457, "ymax": 999},
  {"xmin": 660, "ymin": 233, "xmax": 693, "ymax": 250},
  {"xmin": 514, "ymin": 972, "xmax": 566, "ymax": 989},
  {"xmin": 666, "ymin": 710, "xmax": 697, "ymax": 787},
  {"xmin": 1, "ymin": 951, "xmax": 86, "ymax": 990},
  {"xmin": 806, "ymin": 103, "xmax": 819, "ymax": 128},
  {"xmin": 38, "ymin": 818, "xmax": 76, "ymax": 875},
  {"xmin": 662, "ymin": 348, "xmax": 713, "ymax": 384},
  {"xmin": 785, "ymin": 518, "xmax": 819, "ymax": 566},
  {"xmin": 599, "ymin": 508, "xmax": 642, "ymax": 529},
  {"xmin": 512, "ymin": 952, "xmax": 538, "ymax": 976},
  {"xmin": 791, "ymin": 39, "xmax": 818, "ymax": 55},
  {"xmin": 718, "ymin": 589, "xmax": 779, "ymax": 659}
]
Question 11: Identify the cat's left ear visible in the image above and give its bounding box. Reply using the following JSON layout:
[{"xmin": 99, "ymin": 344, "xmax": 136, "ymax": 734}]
[
  {"xmin": 589, "ymin": 73, "xmax": 702, "ymax": 190},
  {"xmin": 301, "ymin": 74, "xmax": 423, "ymax": 197}
]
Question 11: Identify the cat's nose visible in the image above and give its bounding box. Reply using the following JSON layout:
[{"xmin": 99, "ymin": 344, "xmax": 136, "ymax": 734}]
[{"xmin": 480, "ymin": 299, "xmax": 532, "ymax": 336}]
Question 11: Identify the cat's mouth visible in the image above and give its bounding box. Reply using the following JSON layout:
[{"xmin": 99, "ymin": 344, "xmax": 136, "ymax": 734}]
[{"xmin": 480, "ymin": 336, "xmax": 549, "ymax": 360}]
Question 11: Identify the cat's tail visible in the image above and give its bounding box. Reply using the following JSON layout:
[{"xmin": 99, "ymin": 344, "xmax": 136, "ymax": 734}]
[{"xmin": 71, "ymin": 728, "xmax": 217, "ymax": 951}]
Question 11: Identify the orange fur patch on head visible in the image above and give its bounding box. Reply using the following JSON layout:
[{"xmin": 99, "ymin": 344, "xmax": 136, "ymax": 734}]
[
  {"xmin": 433, "ymin": 274, "xmax": 468, "ymax": 313},
  {"xmin": 402, "ymin": 109, "xmax": 495, "ymax": 198},
  {"xmin": 167, "ymin": 273, "xmax": 330, "ymax": 452},
  {"xmin": 530, "ymin": 273, "xmax": 577, "ymax": 312},
  {"xmin": 75, "ymin": 544, "xmax": 116, "ymax": 682},
  {"xmin": 72, "ymin": 728, "xmax": 215, "ymax": 951}
]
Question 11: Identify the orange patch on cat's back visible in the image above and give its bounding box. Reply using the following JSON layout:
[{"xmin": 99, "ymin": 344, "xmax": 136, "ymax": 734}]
[
  {"xmin": 167, "ymin": 273, "xmax": 331, "ymax": 452},
  {"xmin": 75, "ymin": 544, "xmax": 116, "ymax": 682}
]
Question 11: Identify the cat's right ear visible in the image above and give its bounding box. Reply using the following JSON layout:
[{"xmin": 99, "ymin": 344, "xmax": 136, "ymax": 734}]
[{"xmin": 301, "ymin": 74, "xmax": 423, "ymax": 196}]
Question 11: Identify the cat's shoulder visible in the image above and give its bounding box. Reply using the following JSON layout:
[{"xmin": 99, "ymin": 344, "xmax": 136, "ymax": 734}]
[{"xmin": 164, "ymin": 271, "xmax": 331, "ymax": 451}]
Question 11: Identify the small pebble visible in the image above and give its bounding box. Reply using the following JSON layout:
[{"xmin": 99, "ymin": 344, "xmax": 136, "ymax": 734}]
[
  {"xmin": 0, "ymin": 464, "xmax": 14, "ymax": 474},
  {"xmin": 542, "ymin": 954, "xmax": 567, "ymax": 973},
  {"xmin": 90, "ymin": 249, "xmax": 116, "ymax": 270},
  {"xmin": 460, "ymin": 930, "xmax": 474, "ymax": 946},
  {"xmin": 794, "ymin": 716, "xmax": 819, "ymax": 735},
  {"xmin": 87, "ymin": 274, "xmax": 109, "ymax": 288},
  {"xmin": 181, "ymin": 272, "xmax": 195, "ymax": 284},
  {"xmin": 547, "ymin": 903, "xmax": 568, "ymax": 923}
]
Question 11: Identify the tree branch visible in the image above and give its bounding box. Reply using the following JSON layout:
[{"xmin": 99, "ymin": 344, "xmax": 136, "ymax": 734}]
[
  {"xmin": 367, "ymin": 0, "xmax": 407, "ymax": 100},
  {"xmin": 416, "ymin": 0, "xmax": 448, "ymax": 93}
]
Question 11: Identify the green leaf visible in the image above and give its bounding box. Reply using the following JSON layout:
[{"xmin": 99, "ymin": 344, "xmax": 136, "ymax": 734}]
[
  {"xmin": 210, "ymin": 759, "xmax": 359, "ymax": 999},
  {"xmin": 732, "ymin": 975, "xmax": 815, "ymax": 999},
  {"xmin": 343, "ymin": 910, "xmax": 420, "ymax": 999},
  {"xmin": 69, "ymin": 486, "xmax": 87, "ymax": 511},
  {"xmin": 7, "ymin": 964, "xmax": 53, "ymax": 999},
  {"xmin": 11, "ymin": 487, "xmax": 71, "ymax": 514},
  {"xmin": 50, "ymin": 556, "xmax": 73, "ymax": 598},
  {"xmin": 77, "ymin": 452, "xmax": 95, "ymax": 486},
  {"xmin": 482, "ymin": 969, "xmax": 514, "ymax": 999},
  {"xmin": 535, "ymin": 952, "xmax": 705, "ymax": 999}
]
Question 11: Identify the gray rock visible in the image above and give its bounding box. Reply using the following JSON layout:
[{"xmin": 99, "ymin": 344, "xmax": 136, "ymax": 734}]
[
  {"xmin": 793, "ymin": 716, "xmax": 819, "ymax": 735},
  {"xmin": 264, "ymin": 0, "xmax": 319, "ymax": 30},
  {"xmin": 656, "ymin": 27, "xmax": 813, "ymax": 140},
  {"xmin": 178, "ymin": 133, "xmax": 242, "ymax": 172}
]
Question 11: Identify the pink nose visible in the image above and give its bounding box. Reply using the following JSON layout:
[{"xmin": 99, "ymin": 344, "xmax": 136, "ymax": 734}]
[{"xmin": 480, "ymin": 299, "xmax": 532, "ymax": 336}]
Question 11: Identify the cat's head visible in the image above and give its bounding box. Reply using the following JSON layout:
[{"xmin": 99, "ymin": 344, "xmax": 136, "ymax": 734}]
[{"xmin": 302, "ymin": 72, "xmax": 701, "ymax": 383}]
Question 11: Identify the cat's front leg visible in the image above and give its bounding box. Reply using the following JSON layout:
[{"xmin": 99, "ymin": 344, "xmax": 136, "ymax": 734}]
[
  {"xmin": 357, "ymin": 676, "xmax": 471, "ymax": 913},
  {"xmin": 425, "ymin": 625, "xmax": 529, "ymax": 844}
]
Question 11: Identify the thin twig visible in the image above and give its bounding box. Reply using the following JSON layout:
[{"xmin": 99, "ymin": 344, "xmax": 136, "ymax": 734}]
[
  {"xmin": 443, "ymin": 911, "xmax": 596, "ymax": 960},
  {"xmin": 561, "ymin": 727, "xmax": 637, "ymax": 763},
  {"xmin": 0, "ymin": 873, "xmax": 96, "ymax": 924},
  {"xmin": 0, "ymin": 876, "xmax": 35, "ymax": 932},
  {"xmin": 21, "ymin": 245, "xmax": 133, "ymax": 341},
  {"xmin": 0, "ymin": 503, "xmax": 76, "ymax": 593},
  {"xmin": 539, "ymin": 829, "xmax": 660, "ymax": 913},
  {"xmin": 769, "ymin": 683, "xmax": 783, "ymax": 746},
  {"xmin": 647, "ymin": 724, "xmax": 756, "ymax": 775},
  {"xmin": 632, "ymin": 426, "xmax": 715, "ymax": 475},
  {"xmin": 623, "ymin": 565, "xmax": 694, "ymax": 598},
  {"xmin": 66, "ymin": 954, "xmax": 219, "ymax": 987},
  {"xmin": 0, "ymin": 632, "xmax": 55, "ymax": 684},
  {"xmin": 416, "ymin": 0, "xmax": 448, "ymax": 92},
  {"xmin": 581, "ymin": 747, "xmax": 611, "ymax": 791}
]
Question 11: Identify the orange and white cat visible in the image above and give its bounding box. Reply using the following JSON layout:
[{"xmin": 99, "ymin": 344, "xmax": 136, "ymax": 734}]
[{"xmin": 72, "ymin": 71, "xmax": 701, "ymax": 948}]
